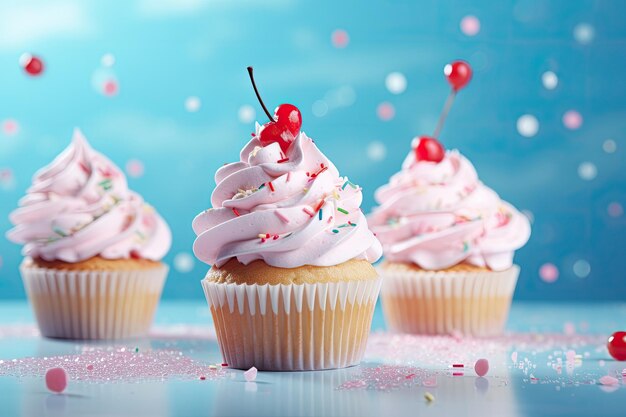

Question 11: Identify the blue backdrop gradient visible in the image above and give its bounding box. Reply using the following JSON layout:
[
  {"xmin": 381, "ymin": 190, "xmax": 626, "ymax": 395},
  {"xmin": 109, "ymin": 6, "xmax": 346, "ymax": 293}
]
[{"xmin": 1, "ymin": 0, "xmax": 625, "ymax": 300}]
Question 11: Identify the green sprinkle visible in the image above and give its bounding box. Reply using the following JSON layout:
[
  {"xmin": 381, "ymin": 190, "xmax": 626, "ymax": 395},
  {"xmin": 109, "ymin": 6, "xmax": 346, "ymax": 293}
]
[
  {"xmin": 135, "ymin": 347, "xmax": 139, "ymax": 353},
  {"xmin": 258, "ymin": 183, "xmax": 265, "ymax": 189},
  {"xmin": 337, "ymin": 223, "xmax": 349, "ymax": 228},
  {"xmin": 463, "ymin": 241, "xmax": 469, "ymax": 252},
  {"xmin": 99, "ymin": 179, "xmax": 112, "ymax": 190},
  {"xmin": 342, "ymin": 181, "xmax": 349, "ymax": 190},
  {"xmin": 318, "ymin": 208, "xmax": 323, "ymax": 220},
  {"xmin": 332, "ymin": 229, "xmax": 339, "ymax": 234},
  {"xmin": 349, "ymin": 222, "xmax": 356, "ymax": 227},
  {"xmin": 337, "ymin": 207, "xmax": 349, "ymax": 215},
  {"xmin": 53, "ymin": 228, "xmax": 67, "ymax": 237}
]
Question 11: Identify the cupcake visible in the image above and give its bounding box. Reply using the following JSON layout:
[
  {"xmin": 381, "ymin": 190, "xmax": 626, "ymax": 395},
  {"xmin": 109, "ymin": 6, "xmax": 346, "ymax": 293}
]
[
  {"xmin": 194, "ymin": 67, "xmax": 382, "ymax": 371},
  {"xmin": 368, "ymin": 62, "xmax": 530, "ymax": 337},
  {"xmin": 6, "ymin": 129, "xmax": 171, "ymax": 340}
]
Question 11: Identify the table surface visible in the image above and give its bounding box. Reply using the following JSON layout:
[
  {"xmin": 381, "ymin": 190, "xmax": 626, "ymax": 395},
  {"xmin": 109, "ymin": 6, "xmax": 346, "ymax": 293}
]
[{"xmin": 0, "ymin": 300, "xmax": 625, "ymax": 417}]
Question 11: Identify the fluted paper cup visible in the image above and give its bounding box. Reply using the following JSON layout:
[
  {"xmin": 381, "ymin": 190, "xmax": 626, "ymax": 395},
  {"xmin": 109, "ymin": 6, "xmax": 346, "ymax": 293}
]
[
  {"xmin": 20, "ymin": 260, "xmax": 168, "ymax": 340},
  {"xmin": 380, "ymin": 265, "xmax": 519, "ymax": 337},
  {"xmin": 202, "ymin": 277, "xmax": 382, "ymax": 371}
]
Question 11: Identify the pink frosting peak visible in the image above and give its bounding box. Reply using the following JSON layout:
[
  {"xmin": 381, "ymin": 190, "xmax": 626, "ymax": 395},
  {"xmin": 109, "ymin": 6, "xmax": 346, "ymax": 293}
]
[
  {"xmin": 193, "ymin": 125, "xmax": 382, "ymax": 268},
  {"xmin": 7, "ymin": 129, "xmax": 171, "ymax": 263},
  {"xmin": 368, "ymin": 144, "xmax": 530, "ymax": 271}
]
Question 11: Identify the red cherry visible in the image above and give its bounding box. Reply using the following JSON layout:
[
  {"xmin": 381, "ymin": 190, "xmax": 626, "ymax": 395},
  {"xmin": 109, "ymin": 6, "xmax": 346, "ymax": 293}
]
[
  {"xmin": 414, "ymin": 136, "xmax": 445, "ymax": 163},
  {"xmin": 607, "ymin": 331, "xmax": 626, "ymax": 361},
  {"xmin": 258, "ymin": 104, "xmax": 302, "ymax": 153},
  {"xmin": 20, "ymin": 53, "xmax": 44, "ymax": 76},
  {"xmin": 444, "ymin": 60, "xmax": 472, "ymax": 91}
]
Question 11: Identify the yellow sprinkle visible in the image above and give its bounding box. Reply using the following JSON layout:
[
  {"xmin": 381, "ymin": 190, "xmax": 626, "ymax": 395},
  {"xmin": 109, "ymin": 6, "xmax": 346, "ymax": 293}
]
[
  {"xmin": 209, "ymin": 365, "xmax": 217, "ymax": 370},
  {"xmin": 424, "ymin": 392, "xmax": 435, "ymax": 403}
]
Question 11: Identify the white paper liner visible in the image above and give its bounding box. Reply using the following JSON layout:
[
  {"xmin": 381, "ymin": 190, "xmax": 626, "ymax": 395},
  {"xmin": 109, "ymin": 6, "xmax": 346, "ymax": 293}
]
[
  {"xmin": 379, "ymin": 265, "xmax": 519, "ymax": 337},
  {"xmin": 202, "ymin": 277, "xmax": 382, "ymax": 371},
  {"xmin": 20, "ymin": 261, "xmax": 168, "ymax": 340}
]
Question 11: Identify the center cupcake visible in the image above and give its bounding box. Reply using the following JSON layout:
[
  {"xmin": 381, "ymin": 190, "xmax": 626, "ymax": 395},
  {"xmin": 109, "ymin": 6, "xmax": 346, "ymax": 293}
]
[{"xmin": 193, "ymin": 68, "xmax": 382, "ymax": 371}]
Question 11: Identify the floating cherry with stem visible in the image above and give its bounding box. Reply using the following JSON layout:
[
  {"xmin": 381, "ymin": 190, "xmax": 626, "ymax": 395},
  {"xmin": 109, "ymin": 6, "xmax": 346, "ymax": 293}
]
[
  {"xmin": 247, "ymin": 66, "xmax": 302, "ymax": 153},
  {"xmin": 415, "ymin": 60, "xmax": 472, "ymax": 163}
]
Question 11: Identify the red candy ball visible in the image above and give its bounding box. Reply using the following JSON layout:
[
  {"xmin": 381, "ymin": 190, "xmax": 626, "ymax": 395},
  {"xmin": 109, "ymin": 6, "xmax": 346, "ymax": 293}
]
[
  {"xmin": 415, "ymin": 136, "xmax": 445, "ymax": 163},
  {"xmin": 20, "ymin": 53, "xmax": 44, "ymax": 76},
  {"xmin": 444, "ymin": 60, "xmax": 472, "ymax": 91},
  {"xmin": 607, "ymin": 331, "xmax": 626, "ymax": 361},
  {"xmin": 258, "ymin": 103, "xmax": 302, "ymax": 153}
]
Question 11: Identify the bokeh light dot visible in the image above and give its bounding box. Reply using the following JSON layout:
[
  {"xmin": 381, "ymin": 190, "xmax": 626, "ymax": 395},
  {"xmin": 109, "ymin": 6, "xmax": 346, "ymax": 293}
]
[
  {"xmin": 125, "ymin": 159, "xmax": 145, "ymax": 178},
  {"xmin": 517, "ymin": 114, "xmax": 539, "ymax": 137},
  {"xmin": 185, "ymin": 96, "xmax": 201, "ymax": 112},
  {"xmin": 102, "ymin": 79, "xmax": 118, "ymax": 97},
  {"xmin": 173, "ymin": 253, "xmax": 194, "ymax": 273},
  {"xmin": 562, "ymin": 110, "xmax": 582, "ymax": 130},
  {"xmin": 460, "ymin": 15, "xmax": 481, "ymax": 36},
  {"xmin": 602, "ymin": 139, "xmax": 617, "ymax": 153},
  {"xmin": 607, "ymin": 202, "xmax": 624, "ymax": 218},
  {"xmin": 2, "ymin": 119, "xmax": 19, "ymax": 136},
  {"xmin": 578, "ymin": 162, "xmax": 597, "ymax": 180},
  {"xmin": 101, "ymin": 53, "xmax": 115, "ymax": 67},
  {"xmin": 541, "ymin": 71, "xmax": 558, "ymax": 90},
  {"xmin": 572, "ymin": 259, "xmax": 591, "ymax": 278},
  {"xmin": 574, "ymin": 23, "xmax": 595, "ymax": 44},
  {"xmin": 539, "ymin": 263, "xmax": 559, "ymax": 283},
  {"xmin": 367, "ymin": 141, "xmax": 387, "ymax": 162},
  {"xmin": 331, "ymin": 29, "xmax": 349, "ymax": 48},
  {"xmin": 312, "ymin": 100, "xmax": 328, "ymax": 117},
  {"xmin": 377, "ymin": 102, "xmax": 395, "ymax": 121},
  {"xmin": 238, "ymin": 105, "xmax": 256, "ymax": 124},
  {"xmin": 385, "ymin": 72, "xmax": 407, "ymax": 94}
]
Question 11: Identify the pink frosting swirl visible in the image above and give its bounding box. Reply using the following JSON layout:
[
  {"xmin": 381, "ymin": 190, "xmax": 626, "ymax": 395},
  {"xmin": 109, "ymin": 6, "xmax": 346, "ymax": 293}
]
[
  {"xmin": 193, "ymin": 125, "xmax": 382, "ymax": 268},
  {"xmin": 368, "ymin": 143, "xmax": 530, "ymax": 271},
  {"xmin": 6, "ymin": 129, "xmax": 171, "ymax": 263}
]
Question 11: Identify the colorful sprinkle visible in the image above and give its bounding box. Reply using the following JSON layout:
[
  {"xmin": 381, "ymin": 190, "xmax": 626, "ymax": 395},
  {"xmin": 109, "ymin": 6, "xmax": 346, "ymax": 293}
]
[
  {"xmin": 275, "ymin": 211, "xmax": 290, "ymax": 223},
  {"xmin": 199, "ymin": 376, "xmax": 206, "ymax": 380},
  {"xmin": 258, "ymin": 183, "xmax": 265, "ymax": 189},
  {"xmin": 452, "ymin": 364, "xmax": 464, "ymax": 368},
  {"xmin": 319, "ymin": 209, "xmax": 323, "ymax": 220},
  {"xmin": 286, "ymin": 172, "xmax": 291, "ymax": 182},
  {"xmin": 268, "ymin": 182, "xmax": 275, "ymax": 192},
  {"xmin": 232, "ymin": 208, "xmax": 241, "ymax": 217},
  {"xmin": 474, "ymin": 359, "xmax": 489, "ymax": 377},
  {"xmin": 332, "ymin": 229, "xmax": 339, "ymax": 234},
  {"xmin": 424, "ymin": 392, "xmax": 435, "ymax": 403},
  {"xmin": 303, "ymin": 207, "xmax": 314, "ymax": 217},
  {"xmin": 45, "ymin": 368, "xmax": 68, "ymax": 393},
  {"xmin": 277, "ymin": 157, "xmax": 289, "ymax": 163},
  {"xmin": 99, "ymin": 178, "xmax": 112, "ymax": 190},
  {"xmin": 337, "ymin": 207, "xmax": 349, "ymax": 215}
]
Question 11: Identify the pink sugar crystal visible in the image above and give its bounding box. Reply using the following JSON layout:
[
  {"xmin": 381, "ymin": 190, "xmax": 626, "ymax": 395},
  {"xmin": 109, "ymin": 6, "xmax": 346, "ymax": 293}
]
[
  {"xmin": 45, "ymin": 368, "xmax": 68, "ymax": 393},
  {"xmin": 474, "ymin": 359, "xmax": 489, "ymax": 377},
  {"xmin": 599, "ymin": 376, "xmax": 619, "ymax": 386}
]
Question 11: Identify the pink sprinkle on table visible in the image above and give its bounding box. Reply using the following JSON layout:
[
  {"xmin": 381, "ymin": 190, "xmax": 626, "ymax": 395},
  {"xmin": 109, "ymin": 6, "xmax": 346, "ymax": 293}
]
[
  {"xmin": 599, "ymin": 375, "xmax": 619, "ymax": 386},
  {"xmin": 244, "ymin": 367, "xmax": 258, "ymax": 382},
  {"xmin": 474, "ymin": 359, "xmax": 489, "ymax": 377},
  {"xmin": 45, "ymin": 367, "xmax": 68, "ymax": 393},
  {"xmin": 86, "ymin": 364, "xmax": 94, "ymax": 371},
  {"xmin": 511, "ymin": 351, "xmax": 518, "ymax": 364}
]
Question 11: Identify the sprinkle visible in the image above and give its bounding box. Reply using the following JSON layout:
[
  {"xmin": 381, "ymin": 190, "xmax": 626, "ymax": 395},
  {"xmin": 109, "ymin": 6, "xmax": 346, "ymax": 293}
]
[
  {"xmin": 232, "ymin": 208, "xmax": 241, "ymax": 217},
  {"xmin": 327, "ymin": 216, "xmax": 333, "ymax": 224},
  {"xmin": 78, "ymin": 162, "xmax": 90, "ymax": 174},
  {"xmin": 275, "ymin": 211, "xmax": 290, "ymax": 223},
  {"xmin": 258, "ymin": 234, "xmax": 267, "ymax": 239},
  {"xmin": 424, "ymin": 392, "xmax": 435, "ymax": 403},
  {"xmin": 337, "ymin": 207, "xmax": 349, "ymax": 215},
  {"xmin": 332, "ymin": 229, "xmax": 339, "ymax": 234},
  {"xmin": 452, "ymin": 364, "xmax": 464, "ymax": 368},
  {"xmin": 303, "ymin": 187, "xmax": 309, "ymax": 193},
  {"xmin": 221, "ymin": 363, "xmax": 228, "ymax": 367},
  {"xmin": 474, "ymin": 359, "xmax": 489, "ymax": 377},
  {"xmin": 303, "ymin": 207, "xmax": 314, "ymax": 217},
  {"xmin": 53, "ymin": 228, "xmax": 67, "ymax": 237},
  {"xmin": 45, "ymin": 368, "xmax": 68, "ymax": 393},
  {"xmin": 209, "ymin": 365, "xmax": 217, "ymax": 370},
  {"xmin": 135, "ymin": 347, "xmax": 139, "ymax": 353},
  {"xmin": 318, "ymin": 209, "xmax": 323, "ymax": 220},
  {"xmin": 258, "ymin": 183, "xmax": 265, "ymax": 189},
  {"xmin": 463, "ymin": 241, "xmax": 469, "ymax": 252},
  {"xmin": 199, "ymin": 376, "xmax": 206, "ymax": 380},
  {"xmin": 342, "ymin": 181, "xmax": 349, "ymax": 190},
  {"xmin": 273, "ymin": 235, "xmax": 279, "ymax": 240},
  {"xmin": 99, "ymin": 178, "xmax": 113, "ymax": 191},
  {"xmin": 268, "ymin": 182, "xmax": 275, "ymax": 192},
  {"xmin": 286, "ymin": 172, "xmax": 291, "ymax": 182},
  {"xmin": 599, "ymin": 375, "xmax": 620, "ymax": 386},
  {"xmin": 244, "ymin": 367, "xmax": 258, "ymax": 382},
  {"xmin": 314, "ymin": 200, "xmax": 325, "ymax": 213},
  {"xmin": 405, "ymin": 373, "xmax": 416, "ymax": 379},
  {"xmin": 86, "ymin": 364, "xmax": 94, "ymax": 371},
  {"xmin": 277, "ymin": 157, "xmax": 289, "ymax": 163},
  {"xmin": 452, "ymin": 372, "xmax": 464, "ymax": 376}
]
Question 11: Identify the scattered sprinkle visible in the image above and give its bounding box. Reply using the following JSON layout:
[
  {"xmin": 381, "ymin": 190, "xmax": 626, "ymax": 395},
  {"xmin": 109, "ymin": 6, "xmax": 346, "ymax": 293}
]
[
  {"xmin": 199, "ymin": 376, "xmax": 206, "ymax": 380},
  {"xmin": 258, "ymin": 183, "xmax": 265, "ymax": 190},
  {"xmin": 232, "ymin": 208, "xmax": 241, "ymax": 217},
  {"xmin": 332, "ymin": 229, "xmax": 339, "ymax": 234},
  {"xmin": 452, "ymin": 364, "xmax": 464, "ymax": 368},
  {"xmin": 286, "ymin": 172, "xmax": 291, "ymax": 182},
  {"xmin": 599, "ymin": 375, "xmax": 619, "ymax": 386},
  {"xmin": 424, "ymin": 392, "xmax": 435, "ymax": 403},
  {"xmin": 277, "ymin": 157, "xmax": 289, "ymax": 163},
  {"xmin": 303, "ymin": 207, "xmax": 314, "ymax": 217},
  {"xmin": 244, "ymin": 367, "xmax": 258, "ymax": 382},
  {"xmin": 45, "ymin": 368, "xmax": 68, "ymax": 393},
  {"xmin": 337, "ymin": 207, "xmax": 349, "ymax": 215},
  {"xmin": 275, "ymin": 211, "xmax": 290, "ymax": 223},
  {"xmin": 452, "ymin": 372, "xmax": 464, "ymax": 376},
  {"xmin": 319, "ymin": 209, "xmax": 323, "ymax": 220},
  {"xmin": 268, "ymin": 182, "xmax": 275, "ymax": 192},
  {"xmin": 474, "ymin": 359, "xmax": 489, "ymax": 377}
]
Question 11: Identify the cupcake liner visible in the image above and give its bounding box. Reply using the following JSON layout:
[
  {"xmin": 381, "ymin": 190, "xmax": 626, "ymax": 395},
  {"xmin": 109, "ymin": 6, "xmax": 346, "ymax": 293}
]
[
  {"xmin": 380, "ymin": 265, "xmax": 519, "ymax": 337},
  {"xmin": 202, "ymin": 277, "xmax": 382, "ymax": 371},
  {"xmin": 20, "ymin": 260, "xmax": 168, "ymax": 340}
]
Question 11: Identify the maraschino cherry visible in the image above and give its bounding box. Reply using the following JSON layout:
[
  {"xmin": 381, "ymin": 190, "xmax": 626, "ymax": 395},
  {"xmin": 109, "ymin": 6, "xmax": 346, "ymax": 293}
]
[
  {"xmin": 415, "ymin": 60, "xmax": 473, "ymax": 164},
  {"xmin": 607, "ymin": 331, "xmax": 626, "ymax": 361},
  {"xmin": 247, "ymin": 67, "xmax": 302, "ymax": 153}
]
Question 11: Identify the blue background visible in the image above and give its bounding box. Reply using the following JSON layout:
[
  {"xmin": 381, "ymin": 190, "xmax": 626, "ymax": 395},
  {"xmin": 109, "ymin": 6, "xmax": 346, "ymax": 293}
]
[{"xmin": 0, "ymin": 0, "xmax": 625, "ymax": 300}]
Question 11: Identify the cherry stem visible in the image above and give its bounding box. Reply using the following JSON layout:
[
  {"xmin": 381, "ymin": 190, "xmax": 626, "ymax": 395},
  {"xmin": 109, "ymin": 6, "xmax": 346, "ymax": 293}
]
[
  {"xmin": 247, "ymin": 66, "xmax": 275, "ymax": 122},
  {"xmin": 433, "ymin": 89, "xmax": 457, "ymax": 139}
]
